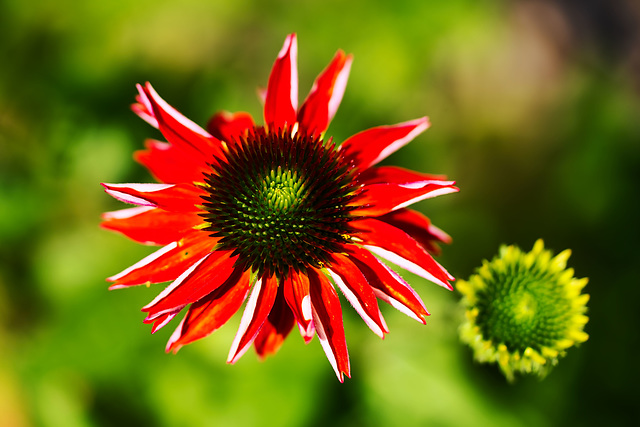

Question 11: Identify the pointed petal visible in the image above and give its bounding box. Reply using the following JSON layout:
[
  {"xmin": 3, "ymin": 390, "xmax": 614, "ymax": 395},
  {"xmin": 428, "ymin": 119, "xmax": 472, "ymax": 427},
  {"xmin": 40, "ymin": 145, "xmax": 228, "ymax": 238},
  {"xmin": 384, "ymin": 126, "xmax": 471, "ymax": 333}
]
[
  {"xmin": 227, "ymin": 275, "xmax": 279, "ymax": 364},
  {"xmin": 351, "ymin": 218, "xmax": 454, "ymax": 290},
  {"xmin": 282, "ymin": 268, "xmax": 314, "ymax": 339},
  {"xmin": 137, "ymin": 83, "xmax": 224, "ymax": 161},
  {"xmin": 165, "ymin": 268, "xmax": 252, "ymax": 353},
  {"xmin": 344, "ymin": 245, "xmax": 429, "ymax": 323},
  {"xmin": 101, "ymin": 182, "xmax": 204, "ymax": 212},
  {"xmin": 328, "ymin": 253, "xmax": 388, "ymax": 338},
  {"xmin": 359, "ymin": 165, "xmax": 448, "ymax": 184},
  {"xmin": 134, "ymin": 139, "xmax": 209, "ymax": 184},
  {"xmin": 141, "ymin": 250, "xmax": 237, "ymax": 320},
  {"xmin": 107, "ymin": 231, "xmax": 215, "ymax": 288},
  {"xmin": 206, "ymin": 111, "xmax": 255, "ymax": 142},
  {"xmin": 146, "ymin": 310, "xmax": 180, "ymax": 333},
  {"xmin": 308, "ymin": 268, "xmax": 350, "ymax": 382},
  {"xmin": 101, "ymin": 206, "xmax": 202, "ymax": 246},
  {"xmin": 340, "ymin": 117, "xmax": 430, "ymax": 170},
  {"xmin": 377, "ymin": 208, "xmax": 451, "ymax": 256},
  {"xmin": 254, "ymin": 288, "xmax": 295, "ymax": 359},
  {"xmin": 264, "ymin": 34, "xmax": 298, "ymax": 129},
  {"xmin": 350, "ymin": 167, "xmax": 458, "ymax": 216},
  {"xmin": 298, "ymin": 50, "xmax": 353, "ymax": 136},
  {"xmin": 132, "ymin": 93, "xmax": 158, "ymax": 128}
]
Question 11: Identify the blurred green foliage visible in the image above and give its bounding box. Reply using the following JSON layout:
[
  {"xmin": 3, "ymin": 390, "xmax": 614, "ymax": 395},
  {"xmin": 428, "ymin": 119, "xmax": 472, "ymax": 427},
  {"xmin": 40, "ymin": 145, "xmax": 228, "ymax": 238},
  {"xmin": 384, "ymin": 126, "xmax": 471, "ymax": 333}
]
[{"xmin": 1, "ymin": 0, "xmax": 639, "ymax": 425}]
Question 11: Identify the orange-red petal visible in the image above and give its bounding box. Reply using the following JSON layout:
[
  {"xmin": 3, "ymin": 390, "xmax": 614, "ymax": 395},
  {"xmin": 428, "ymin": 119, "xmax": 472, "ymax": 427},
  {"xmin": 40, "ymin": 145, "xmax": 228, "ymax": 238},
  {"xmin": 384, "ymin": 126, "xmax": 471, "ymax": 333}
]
[
  {"xmin": 134, "ymin": 139, "xmax": 210, "ymax": 184},
  {"xmin": 339, "ymin": 118, "xmax": 430, "ymax": 170},
  {"xmin": 206, "ymin": 111, "xmax": 255, "ymax": 142},
  {"xmin": 297, "ymin": 50, "xmax": 352, "ymax": 136},
  {"xmin": 328, "ymin": 253, "xmax": 388, "ymax": 338},
  {"xmin": 165, "ymin": 268, "xmax": 252, "ymax": 353},
  {"xmin": 137, "ymin": 82, "xmax": 224, "ymax": 162},
  {"xmin": 351, "ymin": 218, "xmax": 454, "ymax": 290},
  {"xmin": 107, "ymin": 230, "xmax": 215, "ymax": 288},
  {"xmin": 101, "ymin": 206, "xmax": 202, "ymax": 246},
  {"xmin": 344, "ymin": 245, "xmax": 429, "ymax": 323},
  {"xmin": 101, "ymin": 182, "xmax": 204, "ymax": 212},
  {"xmin": 227, "ymin": 275, "xmax": 279, "ymax": 363},
  {"xmin": 142, "ymin": 249, "xmax": 237, "ymax": 320},
  {"xmin": 350, "ymin": 167, "xmax": 458, "ymax": 217},
  {"xmin": 264, "ymin": 34, "xmax": 298, "ymax": 129},
  {"xmin": 308, "ymin": 267, "xmax": 350, "ymax": 382},
  {"xmin": 282, "ymin": 268, "xmax": 313, "ymax": 340},
  {"xmin": 253, "ymin": 288, "xmax": 295, "ymax": 359},
  {"xmin": 377, "ymin": 208, "xmax": 451, "ymax": 256}
]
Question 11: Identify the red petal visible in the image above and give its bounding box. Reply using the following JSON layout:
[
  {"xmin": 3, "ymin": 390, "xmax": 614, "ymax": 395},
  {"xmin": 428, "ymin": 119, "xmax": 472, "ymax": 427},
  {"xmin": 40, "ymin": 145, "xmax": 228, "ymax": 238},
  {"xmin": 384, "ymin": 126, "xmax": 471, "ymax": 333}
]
[
  {"xmin": 132, "ymin": 93, "xmax": 158, "ymax": 128},
  {"xmin": 351, "ymin": 218, "xmax": 454, "ymax": 289},
  {"xmin": 350, "ymin": 167, "xmax": 458, "ymax": 216},
  {"xmin": 344, "ymin": 245, "xmax": 429, "ymax": 323},
  {"xmin": 339, "ymin": 118, "xmax": 430, "ymax": 170},
  {"xmin": 101, "ymin": 182, "xmax": 204, "ymax": 212},
  {"xmin": 264, "ymin": 34, "xmax": 298, "ymax": 129},
  {"xmin": 141, "ymin": 249, "xmax": 237, "ymax": 320},
  {"xmin": 227, "ymin": 275, "xmax": 279, "ymax": 363},
  {"xmin": 101, "ymin": 206, "xmax": 202, "ymax": 246},
  {"xmin": 297, "ymin": 50, "xmax": 352, "ymax": 136},
  {"xmin": 308, "ymin": 268, "xmax": 350, "ymax": 382},
  {"xmin": 253, "ymin": 288, "xmax": 295, "ymax": 359},
  {"xmin": 206, "ymin": 111, "xmax": 255, "ymax": 142},
  {"xmin": 328, "ymin": 253, "xmax": 388, "ymax": 338},
  {"xmin": 165, "ymin": 268, "xmax": 252, "ymax": 353},
  {"xmin": 377, "ymin": 208, "xmax": 451, "ymax": 256},
  {"xmin": 146, "ymin": 310, "xmax": 179, "ymax": 333},
  {"xmin": 137, "ymin": 83, "xmax": 224, "ymax": 162},
  {"xmin": 359, "ymin": 165, "xmax": 447, "ymax": 184},
  {"xmin": 134, "ymin": 139, "xmax": 210, "ymax": 184},
  {"xmin": 282, "ymin": 268, "xmax": 313, "ymax": 340},
  {"xmin": 107, "ymin": 231, "xmax": 215, "ymax": 288}
]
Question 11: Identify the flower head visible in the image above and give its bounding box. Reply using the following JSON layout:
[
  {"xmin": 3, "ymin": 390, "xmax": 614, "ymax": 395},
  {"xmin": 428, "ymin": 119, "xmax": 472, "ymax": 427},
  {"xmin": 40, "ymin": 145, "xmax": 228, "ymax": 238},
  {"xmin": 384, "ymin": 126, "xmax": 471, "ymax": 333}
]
[
  {"xmin": 101, "ymin": 34, "xmax": 458, "ymax": 381},
  {"xmin": 458, "ymin": 239, "xmax": 589, "ymax": 382}
]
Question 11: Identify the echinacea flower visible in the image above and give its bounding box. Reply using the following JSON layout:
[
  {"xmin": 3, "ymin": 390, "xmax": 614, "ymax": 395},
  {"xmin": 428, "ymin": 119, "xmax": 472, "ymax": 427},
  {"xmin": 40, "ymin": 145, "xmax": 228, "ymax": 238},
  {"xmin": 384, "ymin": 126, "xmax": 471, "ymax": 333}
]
[
  {"xmin": 101, "ymin": 34, "xmax": 458, "ymax": 381},
  {"xmin": 458, "ymin": 240, "xmax": 589, "ymax": 382}
]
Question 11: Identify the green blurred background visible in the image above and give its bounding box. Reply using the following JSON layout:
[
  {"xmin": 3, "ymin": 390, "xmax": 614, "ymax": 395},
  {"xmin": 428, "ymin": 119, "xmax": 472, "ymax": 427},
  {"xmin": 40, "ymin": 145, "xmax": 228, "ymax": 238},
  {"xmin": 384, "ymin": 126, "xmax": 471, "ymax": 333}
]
[{"xmin": 1, "ymin": 0, "xmax": 639, "ymax": 425}]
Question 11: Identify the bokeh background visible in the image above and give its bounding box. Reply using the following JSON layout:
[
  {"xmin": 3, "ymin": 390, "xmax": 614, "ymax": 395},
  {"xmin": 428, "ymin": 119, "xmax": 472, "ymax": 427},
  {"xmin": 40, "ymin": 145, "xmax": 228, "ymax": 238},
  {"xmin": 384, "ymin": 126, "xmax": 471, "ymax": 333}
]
[{"xmin": 1, "ymin": 0, "xmax": 639, "ymax": 425}]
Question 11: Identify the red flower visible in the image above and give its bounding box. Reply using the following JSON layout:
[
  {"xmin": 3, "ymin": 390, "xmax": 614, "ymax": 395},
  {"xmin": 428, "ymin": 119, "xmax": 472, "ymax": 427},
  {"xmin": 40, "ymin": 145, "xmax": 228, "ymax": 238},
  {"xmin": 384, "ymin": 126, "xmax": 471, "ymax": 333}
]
[{"xmin": 102, "ymin": 34, "xmax": 458, "ymax": 381}]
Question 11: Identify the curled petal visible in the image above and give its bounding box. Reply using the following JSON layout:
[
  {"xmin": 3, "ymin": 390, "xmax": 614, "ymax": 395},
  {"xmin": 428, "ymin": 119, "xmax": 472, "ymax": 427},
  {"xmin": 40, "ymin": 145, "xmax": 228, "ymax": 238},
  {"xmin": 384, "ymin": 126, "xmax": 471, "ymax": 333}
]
[
  {"xmin": 377, "ymin": 208, "xmax": 451, "ymax": 256},
  {"xmin": 340, "ymin": 117, "xmax": 430, "ymax": 170},
  {"xmin": 254, "ymin": 288, "xmax": 296, "ymax": 359},
  {"xmin": 206, "ymin": 111, "xmax": 255, "ymax": 142},
  {"xmin": 101, "ymin": 182, "xmax": 204, "ymax": 212},
  {"xmin": 134, "ymin": 139, "xmax": 210, "ymax": 184},
  {"xmin": 344, "ymin": 245, "xmax": 429, "ymax": 323},
  {"xmin": 283, "ymin": 268, "xmax": 313, "ymax": 341},
  {"xmin": 101, "ymin": 206, "xmax": 202, "ymax": 246},
  {"xmin": 298, "ymin": 50, "xmax": 353, "ymax": 136},
  {"xmin": 264, "ymin": 34, "xmax": 298, "ymax": 129},
  {"xmin": 166, "ymin": 268, "xmax": 252, "ymax": 353},
  {"xmin": 142, "ymin": 250, "xmax": 237, "ymax": 320},
  {"xmin": 351, "ymin": 218, "xmax": 454, "ymax": 290},
  {"xmin": 328, "ymin": 253, "xmax": 388, "ymax": 338},
  {"xmin": 107, "ymin": 230, "xmax": 216, "ymax": 288},
  {"xmin": 308, "ymin": 268, "xmax": 350, "ymax": 382},
  {"xmin": 137, "ymin": 83, "xmax": 224, "ymax": 162},
  {"xmin": 227, "ymin": 275, "xmax": 279, "ymax": 364}
]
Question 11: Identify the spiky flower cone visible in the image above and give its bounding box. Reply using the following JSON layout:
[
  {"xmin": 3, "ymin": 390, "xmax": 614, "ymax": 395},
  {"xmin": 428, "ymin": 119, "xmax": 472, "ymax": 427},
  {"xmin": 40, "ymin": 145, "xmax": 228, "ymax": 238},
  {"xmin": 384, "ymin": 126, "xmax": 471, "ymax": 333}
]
[{"xmin": 458, "ymin": 240, "xmax": 589, "ymax": 381}]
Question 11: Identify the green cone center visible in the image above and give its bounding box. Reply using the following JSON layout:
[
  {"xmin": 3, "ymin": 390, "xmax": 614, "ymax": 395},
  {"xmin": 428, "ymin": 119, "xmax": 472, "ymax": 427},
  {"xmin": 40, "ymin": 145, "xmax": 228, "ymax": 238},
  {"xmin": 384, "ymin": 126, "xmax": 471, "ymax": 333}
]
[
  {"xmin": 201, "ymin": 127, "xmax": 359, "ymax": 278},
  {"xmin": 476, "ymin": 269, "xmax": 572, "ymax": 353}
]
